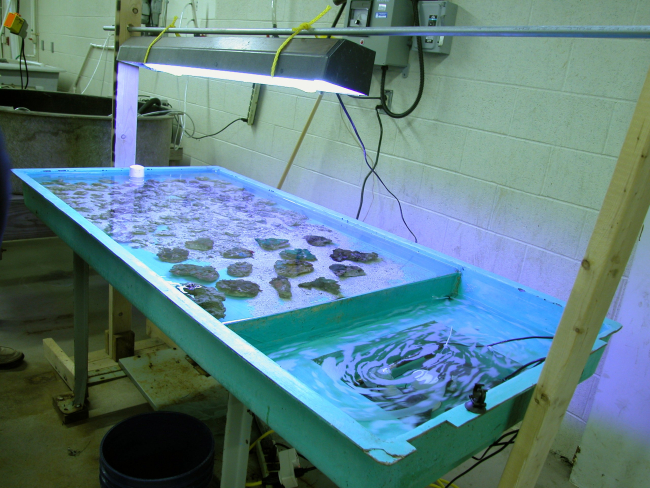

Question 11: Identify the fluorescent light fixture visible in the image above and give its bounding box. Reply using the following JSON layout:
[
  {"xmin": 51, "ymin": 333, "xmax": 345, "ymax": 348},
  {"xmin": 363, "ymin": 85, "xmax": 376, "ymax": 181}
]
[{"xmin": 117, "ymin": 36, "xmax": 375, "ymax": 96}]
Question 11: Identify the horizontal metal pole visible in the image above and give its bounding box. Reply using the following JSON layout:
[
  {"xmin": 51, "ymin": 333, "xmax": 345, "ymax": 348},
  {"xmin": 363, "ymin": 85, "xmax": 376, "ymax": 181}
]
[{"xmin": 103, "ymin": 25, "xmax": 650, "ymax": 38}]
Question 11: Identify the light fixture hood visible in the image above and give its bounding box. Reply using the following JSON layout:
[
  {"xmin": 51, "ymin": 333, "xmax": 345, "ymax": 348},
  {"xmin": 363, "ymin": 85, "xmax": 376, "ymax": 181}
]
[{"xmin": 117, "ymin": 36, "xmax": 375, "ymax": 96}]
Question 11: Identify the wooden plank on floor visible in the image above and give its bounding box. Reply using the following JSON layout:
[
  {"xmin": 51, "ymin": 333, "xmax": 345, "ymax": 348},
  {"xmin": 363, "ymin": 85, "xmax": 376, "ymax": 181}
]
[
  {"xmin": 43, "ymin": 338, "xmax": 75, "ymax": 391},
  {"xmin": 47, "ymin": 337, "xmax": 169, "ymax": 390},
  {"xmin": 119, "ymin": 348, "xmax": 229, "ymax": 415}
]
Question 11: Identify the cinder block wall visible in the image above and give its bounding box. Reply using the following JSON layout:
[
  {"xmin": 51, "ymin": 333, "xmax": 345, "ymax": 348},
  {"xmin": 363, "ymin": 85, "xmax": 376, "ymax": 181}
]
[{"xmin": 34, "ymin": 0, "xmax": 650, "ymax": 461}]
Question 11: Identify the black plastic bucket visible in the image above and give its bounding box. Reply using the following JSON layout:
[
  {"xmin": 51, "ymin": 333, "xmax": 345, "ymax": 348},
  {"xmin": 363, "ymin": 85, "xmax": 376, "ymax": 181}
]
[{"xmin": 99, "ymin": 411, "xmax": 215, "ymax": 488}]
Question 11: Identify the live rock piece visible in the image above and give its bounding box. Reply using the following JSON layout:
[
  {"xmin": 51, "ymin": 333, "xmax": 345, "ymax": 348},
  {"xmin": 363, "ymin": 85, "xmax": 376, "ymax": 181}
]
[
  {"xmin": 305, "ymin": 235, "xmax": 332, "ymax": 247},
  {"xmin": 270, "ymin": 276, "xmax": 292, "ymax": 299},
  {"xmin": 255, "ymin": 238, "xmax": 290, "ymax": 251},
  {"xmin": 329, "ymin": 264, "xmax": 366, "ymax": 278},
  {"xmin": 184, "ymin": 237, "xmax": 214, "ymax": 251},
  {"xmin": 184, "ymin": 284, "xmax": 226, "ymax": 319},
  {"xmin": 274, "ymin": 260, "xmax": 314, "ymax": 278},
  {"xmin": 157, "ymin": 247, "xmax": 189, "ymax": 263},
  {"xmin": 215, "ymin": 279, "xmax": 261, "ymax": 298},
  {"xmin": 222, "ymin": 247, "xmax": 254, "ymax": 259},
  {"xmin": 170, "ymin": 264, "xmax": 219, "ymax": 282},
  {"xmin": 330, "ymin": 248, "xmax": 379, "ymax": 263},
  {"xmin": 279, "ymin": 249, "xmax": 317, "ymax": 261},
  {"xmin": 227, "ymin": 261, "xmax": 253, "ymax": 277},
  {"xmin": 298, "ymin": 277, "xmax": 341, "ymax": 296}
]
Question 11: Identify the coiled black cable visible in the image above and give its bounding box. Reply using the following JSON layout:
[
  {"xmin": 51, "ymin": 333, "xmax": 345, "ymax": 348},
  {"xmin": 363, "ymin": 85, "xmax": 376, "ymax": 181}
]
[{"xmin": 380, "ymin": 0, "xmax": 425, "ymax": 118}]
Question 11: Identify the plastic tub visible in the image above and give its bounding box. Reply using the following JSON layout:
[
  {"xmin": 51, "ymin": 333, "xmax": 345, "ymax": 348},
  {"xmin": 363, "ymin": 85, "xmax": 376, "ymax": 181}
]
[
  {"xmin": 99, "ymin": 411, "xmax": 215, "ymax": 488},
  {"xmin": 0, "ymin": 89, "xmax": 172, "ymax": 194}
]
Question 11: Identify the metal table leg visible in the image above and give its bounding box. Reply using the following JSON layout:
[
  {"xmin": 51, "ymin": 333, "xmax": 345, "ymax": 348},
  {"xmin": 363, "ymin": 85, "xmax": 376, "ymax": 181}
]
[
  {"xmin": 221, "ymin": 393, "xmax": 253, "ymax": 488},
  {"xmin": 52, "ymin": 252, "xmax": 90, "ymax": 423},
  {"xmin": 73, "ymin": 252, "xmax": 89, "ymax": 407}
]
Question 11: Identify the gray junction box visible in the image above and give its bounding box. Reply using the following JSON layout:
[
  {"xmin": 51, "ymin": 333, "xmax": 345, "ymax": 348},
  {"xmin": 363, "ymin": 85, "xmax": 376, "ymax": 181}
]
[
  {"xmin": 346, "ymin": 0, "xmax": 414, "ymax": 67},
  {"xmin": 412, "ymin": 1, "xmax": 458, "ymax": 54}
]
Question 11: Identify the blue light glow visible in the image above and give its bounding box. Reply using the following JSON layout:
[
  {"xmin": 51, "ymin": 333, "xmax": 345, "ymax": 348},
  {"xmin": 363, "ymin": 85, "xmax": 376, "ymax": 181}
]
[{"xmin": 145, "ymin": 63, "xmax": 365, "ymax": 96}]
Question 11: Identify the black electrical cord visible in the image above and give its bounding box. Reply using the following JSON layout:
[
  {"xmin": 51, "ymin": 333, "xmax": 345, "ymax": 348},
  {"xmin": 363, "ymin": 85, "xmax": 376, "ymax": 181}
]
[
  {"xmin": 501, "ymin": 357, "xmax": 546, "ymax": 383},
  {"xmin": 330, "ymin": 0, "xmax": 347, "ymax": 31},
  {"xmin": 404, "ymin": 335, "xmax": 555, "ymax": 351},
  {"xmin": 23, "ymin": 40, "xmax": 29, "ymax": 88},
  {"xmin": 337, "ymin": 94, "xmax": 418, "ymax": 243},
  {"xmin": 443, "ymin": 430, "xmax": 520, "ymax": 487},
  {"xmin": 19, "ymin": 39, "xmax": 24, "ymax": 89},
  {"xmin": 356, "ymin": 105, "xmax": 383, "ymax": 219},
  {"xmin": 484, "ymin": 336, "xmax": 554, "ymax": 348},
  {"xmin": 380, "ymin": 0, "xmax": 425, "ymax": 118},
  {"xmin": 348, "ymin": 96, "xmax": 383, "ymax": 100},
  {"xmin": 185, "ymin": 117, "xmax": 247, "ymax": 140},
  {"xmin": 471, "ymin": 430, "xmax": 519, "ymax": 461}
]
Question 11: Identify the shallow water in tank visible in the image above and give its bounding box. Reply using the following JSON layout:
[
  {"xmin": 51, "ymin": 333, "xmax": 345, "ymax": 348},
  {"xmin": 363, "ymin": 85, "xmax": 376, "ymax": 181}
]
[
  {"xmin": 34, "ymin": 171, "xmax": 442, "ymax": 322},
  {"xmin": 33, "ymin": 169, "xmax": 558, "ymax": 439},
  {"xmin": 266, "ymin": 295, "xmax": 552, "ymax": 439}
]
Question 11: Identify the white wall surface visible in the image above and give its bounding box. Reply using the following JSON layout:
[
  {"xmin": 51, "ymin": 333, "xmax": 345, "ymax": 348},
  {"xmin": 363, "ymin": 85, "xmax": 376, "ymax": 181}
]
[
  {"xmin": 570, "ymin": 210, "xmax": 650, "ymax": 487},
  {"xmin": 33, "ymin": 0, "xmax": 650, "ymax": 466}
]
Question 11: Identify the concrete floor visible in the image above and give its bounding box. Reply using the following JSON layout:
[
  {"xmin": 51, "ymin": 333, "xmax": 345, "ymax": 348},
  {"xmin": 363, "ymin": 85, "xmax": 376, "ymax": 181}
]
[{"xmin": 0, "ymin": 237, "xmax": 578, "ymax": 488}]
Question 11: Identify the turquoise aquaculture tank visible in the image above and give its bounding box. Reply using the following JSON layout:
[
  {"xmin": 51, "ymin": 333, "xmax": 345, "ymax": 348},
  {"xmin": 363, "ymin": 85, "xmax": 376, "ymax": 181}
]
[{"xmin": 13, "ymin": 166, "xmax": 620, "ymax": 488}]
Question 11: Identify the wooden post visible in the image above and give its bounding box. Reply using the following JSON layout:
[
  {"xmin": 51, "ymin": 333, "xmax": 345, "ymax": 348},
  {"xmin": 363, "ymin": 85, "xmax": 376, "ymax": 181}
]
[
  {"xmin": 113, "ymin": 0, "xmax": 141, "ymax": 167},
  {"xmin": 498, "ymin": 64, "xmax": 650, "ymax": 488},
  {"xmin": 105, "ymin": 1, "xmax": 141, "ymax": 359},
  {"xmin": 277, "ymin": 93, "xmax": 323, "ymax": 190},
  {"xmin": 114, "ymin": 62, "xmax": 140, "ymax": 167},
  {"xmin": 107, "ymin": 286, "xmax": 134, "ymax": 361}
]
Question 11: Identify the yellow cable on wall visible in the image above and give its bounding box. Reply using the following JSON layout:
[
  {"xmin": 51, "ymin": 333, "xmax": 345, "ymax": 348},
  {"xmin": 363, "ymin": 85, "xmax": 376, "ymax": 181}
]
[
  {"xmin": 271, "ymin": 5, "xmax": 331, "ymax": 77},
  {"xmin": 143, "ymin": 16, "xmax": 180, "ymax": 63}
]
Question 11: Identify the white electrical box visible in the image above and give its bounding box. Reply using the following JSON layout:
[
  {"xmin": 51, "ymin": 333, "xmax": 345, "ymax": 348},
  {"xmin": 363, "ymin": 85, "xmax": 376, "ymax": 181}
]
[{"xmin": 412, "ymin": 1, "xmax": 458, "ymax": 54}]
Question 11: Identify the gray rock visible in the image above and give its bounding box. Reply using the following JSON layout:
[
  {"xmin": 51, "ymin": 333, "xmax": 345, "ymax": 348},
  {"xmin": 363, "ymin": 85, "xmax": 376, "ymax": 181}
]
[
  {"xmin": 329, "ymin": 264, "xmax": 366, "ymax": 278},
  {"xmin": 270, "ymin": 276, "xmax": 292, "ymax": 299},
  {"xmin": 222, "ymin": 247, "xmax": 254, "ymax": 259},
  {"xmin": 305, "ymin": 235, "xmax": 332, "ymax": 247},
  {"xmin": 227, "ymin": 262, "xmax": 253, "ymax": 277},
  {"xmin": 157, "ymin": 247, "xmax": 189, "ymax": 263},
  {"xmin": 170, "ymin": 264, "xmax": 219, "ymax": 282},
  {"xmin": 184, "ymin": 284, "xmax": 226, "ymax": 319},
  {"xmin": 274, "ymin": 260, "xmax": 314, "ymax": 278},
  {"xmin": 298, "ymin": 277, "xmax": 341, "ymax": 296},
  {"xmin": 215, "ymin": 279, "xmax": 261, "ymax": 298},
  {"xmin": 185, "ymin": 237, "xmax": 214, "ymax": 251},
  {"xmin": 255, "ymin": 238, "xmax": 290, "ymax": 251},
  {"xmin": 330, "ymin": 248, "xmax": 379, "ymax": 263},
  {"xmin": 280, "ymin": 249, "xmax": 317, "ymax": 261}
]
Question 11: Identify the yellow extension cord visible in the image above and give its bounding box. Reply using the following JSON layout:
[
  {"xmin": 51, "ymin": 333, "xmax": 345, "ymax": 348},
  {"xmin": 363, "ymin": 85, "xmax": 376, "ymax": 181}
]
[
  {"xmin": 243, "ymin": 429, "xmax": 461, "ymax": 487},
  {"xmin": 143, "ymin": 15, "xmax": 181, "ymax": 63},
  {"xmin": 245, "ymin": 430, "xmax": 276, "ymax": 487},
  {"xmin": 270, "ymin": 5, "xmax": 331, "ymax": 77},
  {"xmin": 430, "ymin": 479, "xmax": 462, "ymax": 488}
]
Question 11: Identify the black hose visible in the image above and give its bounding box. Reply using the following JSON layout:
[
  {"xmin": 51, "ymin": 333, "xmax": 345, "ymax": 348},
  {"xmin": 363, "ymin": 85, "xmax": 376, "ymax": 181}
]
[
  {"xmin": 380, "ymin": 0, "xmax": 425, "ymax": 118},
  {"xmin": 138, "ymin": 97, "xmax": 162, "ymax": 114}
]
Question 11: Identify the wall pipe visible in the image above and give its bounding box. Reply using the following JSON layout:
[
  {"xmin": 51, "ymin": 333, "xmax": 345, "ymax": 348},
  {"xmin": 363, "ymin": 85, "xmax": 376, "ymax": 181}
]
[{"xmin": 103, "ymin": 25, "xmax": 650, "ymax": 38}]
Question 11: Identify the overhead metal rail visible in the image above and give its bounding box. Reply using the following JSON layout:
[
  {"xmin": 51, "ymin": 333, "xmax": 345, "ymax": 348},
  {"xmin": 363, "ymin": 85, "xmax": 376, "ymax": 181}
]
[{"xmin": 104, "ymin": 25, "xmax": 650, "ymax": 38}]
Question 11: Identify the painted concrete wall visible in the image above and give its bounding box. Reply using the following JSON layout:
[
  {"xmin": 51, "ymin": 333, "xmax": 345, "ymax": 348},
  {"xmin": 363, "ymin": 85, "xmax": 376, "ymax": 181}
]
[
  {"xmin": 570, "ymin": 210, "xmax": 650, "ymax": 487},
  {"xmin": 33, "ymin": 0, "xmax": 650, "ymax": 463}
]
